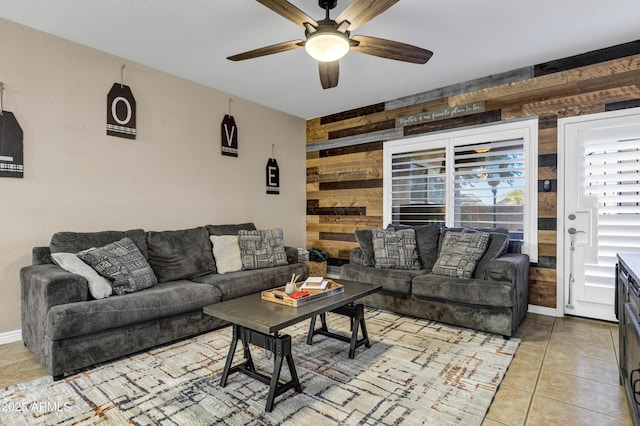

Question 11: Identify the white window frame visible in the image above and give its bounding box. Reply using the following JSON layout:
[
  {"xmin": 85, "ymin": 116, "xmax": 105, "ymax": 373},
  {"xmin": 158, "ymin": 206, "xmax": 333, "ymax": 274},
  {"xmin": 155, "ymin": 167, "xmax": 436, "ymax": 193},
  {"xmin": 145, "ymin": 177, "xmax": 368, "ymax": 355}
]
[{"xmin": 384, "ymin": 118, "xmax": 539, "ymax": 262}]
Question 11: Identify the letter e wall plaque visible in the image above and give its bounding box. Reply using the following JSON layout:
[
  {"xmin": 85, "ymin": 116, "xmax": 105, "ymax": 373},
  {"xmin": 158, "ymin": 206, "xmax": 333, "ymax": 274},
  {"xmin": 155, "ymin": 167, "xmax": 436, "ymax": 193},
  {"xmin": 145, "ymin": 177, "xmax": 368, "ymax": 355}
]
[
  {"xmin": 0, "ymin": 111, "xmax": 24, "ymax": 178},
  {"xmin": 107, "ymin": 83, "xmax": 136, "ymax": 139},
  {"xmin": 266, "ymin": 158, "xmax": 279, "ymax": 194},
  {"xmin": 221, "ymin": 115, "xmax": 238, "ymax": 157}
]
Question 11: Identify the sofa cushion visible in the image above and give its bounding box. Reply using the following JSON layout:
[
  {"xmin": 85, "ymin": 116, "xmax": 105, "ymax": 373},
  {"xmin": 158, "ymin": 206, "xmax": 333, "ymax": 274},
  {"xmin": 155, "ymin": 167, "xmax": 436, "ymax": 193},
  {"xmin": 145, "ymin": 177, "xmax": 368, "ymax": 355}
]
[
  {"xmin": 389, "ymin": 223, "xmax": 441, "ymax": 271},
  {"xmin": 372, "ymin": 229, "xmax": 420, "ymax": 270},
  {"xmin": 412, "ymin": 273, "xmax": 515, "ymax": 308},
  {"xmin": 206, "ymin": 223, "xmax": 256, "ymax": 236},
  {"xmin": 146, "ymin": 227, "xmax": 216, "ymax": 282},
  {"xmin": 432, "ymin": 231, "xmax": 490, "ymax": 278},
  {"xmin": 354, "ymin": 230, "xmax": 375, "ymax": 267},
  {"xmin": 50, "ymin": 229, "xmax": 148, "ymax": 261},
  {"xmin": 77, "ymin": 237, "xmax": 157, "ymax": 295},
  {"xmin": 51, "ymin": 252, "xmax": 112, "ymax": 299},
  {"xmin": 237, "ymin": 228, "xmax": 288, "ymax": 270},
  {"xmin": 340, "ymin": 263, "xmax": 424, "ymax": 295},
  {"xmin": 45, "ymin": 280, "xmax": 222, "ymax": 340},
  {"xmin": 210, "ymin": 235, "xmax": 243, "ymax": 274},
  {"xmin": 193, "ymin": 263, "xmax": 307, "ymax": 301}
]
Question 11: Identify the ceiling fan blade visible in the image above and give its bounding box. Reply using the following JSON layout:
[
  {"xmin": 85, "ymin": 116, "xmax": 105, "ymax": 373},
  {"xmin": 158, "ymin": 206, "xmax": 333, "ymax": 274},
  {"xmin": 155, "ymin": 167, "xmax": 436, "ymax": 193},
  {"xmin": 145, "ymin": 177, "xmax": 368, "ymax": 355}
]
[
  {"xmin": 336, "ymin": 0, "xmax": 399, "ymax": 31},
  {"xmin": 256, "ymin": 0, "xmax": 317, "ymax": 28},
  {"xmin": 227, "ymin": 40, "xmax": 303, "ymax": 61},
  {"xmin": 319, "ymin": 61, "xmax": 339, "ymax": 89},
  {"xmin": 351, "ymin": 35, "xmax": 433, "ymax": 64}
]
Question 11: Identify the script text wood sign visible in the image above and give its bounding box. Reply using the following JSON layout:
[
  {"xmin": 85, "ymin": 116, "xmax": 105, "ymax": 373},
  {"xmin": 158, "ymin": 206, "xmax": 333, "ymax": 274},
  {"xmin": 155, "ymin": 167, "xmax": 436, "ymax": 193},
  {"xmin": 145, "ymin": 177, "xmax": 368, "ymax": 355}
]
[{"xmin": 395, "ymin": 102, "xmax": 486, "ymax": 127}]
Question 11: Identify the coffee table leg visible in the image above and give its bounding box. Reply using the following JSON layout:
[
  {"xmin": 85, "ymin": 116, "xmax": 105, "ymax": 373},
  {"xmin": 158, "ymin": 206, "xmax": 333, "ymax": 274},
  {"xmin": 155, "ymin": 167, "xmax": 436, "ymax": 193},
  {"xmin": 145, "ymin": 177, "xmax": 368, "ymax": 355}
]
[
  {"xmin": 220, "ymin": 324, "xmax": 240, "ymax": 387},
  {"xmin": 306, "ymin": 315, "xmax": 317, "ymax": 345},
  {"xmin": 266, "ymin": 352, "xmax": 285, "ymax": 412},
  {"xmin": 348, "ymin": 304, "xmax": 370, "ymax": 359},
  {"xmin": 306, "ymin": 304, "xmax": 372, "ymax": 358}
]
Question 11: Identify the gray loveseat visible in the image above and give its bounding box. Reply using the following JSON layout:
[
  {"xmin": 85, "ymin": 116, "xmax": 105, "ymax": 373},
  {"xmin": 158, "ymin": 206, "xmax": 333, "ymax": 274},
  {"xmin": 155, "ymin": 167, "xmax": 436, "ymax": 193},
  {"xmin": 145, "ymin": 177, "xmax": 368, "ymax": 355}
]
[
  {"xmin": 340, "ymin": 225, "xmax": 529, "ymax": 337},
  {"xmin": 21, "ymin": 223, "xmax": 307, "ymax": 380}
]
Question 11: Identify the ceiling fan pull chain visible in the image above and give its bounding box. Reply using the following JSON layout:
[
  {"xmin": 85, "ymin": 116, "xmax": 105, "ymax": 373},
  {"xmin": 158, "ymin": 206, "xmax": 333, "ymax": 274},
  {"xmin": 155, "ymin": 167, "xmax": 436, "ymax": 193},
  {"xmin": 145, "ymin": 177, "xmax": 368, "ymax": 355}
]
[{"xmin": 120, "ymin": 63, "xmax": 126, "ymax": 88}]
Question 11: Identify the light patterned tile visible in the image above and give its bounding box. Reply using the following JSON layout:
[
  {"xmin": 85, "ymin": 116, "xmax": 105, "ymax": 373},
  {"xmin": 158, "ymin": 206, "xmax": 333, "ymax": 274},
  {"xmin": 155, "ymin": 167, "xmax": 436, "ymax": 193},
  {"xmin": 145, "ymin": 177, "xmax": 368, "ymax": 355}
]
[
  {"xmin": 485, "ymin": 384, "xmax": 531, "ymax": 426},
  {"xmin": 535, "ymin": 368, "xmax": 629, "ymax": 421},
  {"xmin": 526, "ymin": 395, "xmax": 627, "ymax": 426}
]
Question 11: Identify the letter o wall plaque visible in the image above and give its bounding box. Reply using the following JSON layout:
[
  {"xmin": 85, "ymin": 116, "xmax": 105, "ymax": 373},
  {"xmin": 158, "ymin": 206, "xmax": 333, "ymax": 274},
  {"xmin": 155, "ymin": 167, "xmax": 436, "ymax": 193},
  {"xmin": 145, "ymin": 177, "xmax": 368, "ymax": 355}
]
[{"xmin": 107, "ymin": 83, "xmax": 136, "ymax": 139}]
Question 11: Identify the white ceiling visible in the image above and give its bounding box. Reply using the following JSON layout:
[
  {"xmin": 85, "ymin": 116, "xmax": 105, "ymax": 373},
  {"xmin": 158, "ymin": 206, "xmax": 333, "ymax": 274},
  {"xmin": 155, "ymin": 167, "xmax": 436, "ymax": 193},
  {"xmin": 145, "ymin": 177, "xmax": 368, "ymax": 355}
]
[{"xmin": 1, "ymin": 0, "xmax": 639, "ymax": 119}]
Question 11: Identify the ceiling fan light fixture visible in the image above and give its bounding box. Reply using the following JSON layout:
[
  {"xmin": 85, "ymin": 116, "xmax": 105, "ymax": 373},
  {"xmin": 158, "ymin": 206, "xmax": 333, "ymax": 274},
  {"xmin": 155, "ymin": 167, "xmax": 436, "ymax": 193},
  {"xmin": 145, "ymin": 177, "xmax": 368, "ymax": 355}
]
[{"xmin": 305, "ymin": 30, "xmax": 350, "ymax": 62}]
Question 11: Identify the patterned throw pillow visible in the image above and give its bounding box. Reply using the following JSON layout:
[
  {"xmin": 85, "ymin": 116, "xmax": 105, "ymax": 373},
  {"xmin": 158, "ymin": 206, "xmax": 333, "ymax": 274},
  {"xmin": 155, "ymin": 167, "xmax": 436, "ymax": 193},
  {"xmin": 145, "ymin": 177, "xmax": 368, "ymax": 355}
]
[
  {"xmin": 237, "ymin": 228, "xmax": 288, "ymax": 270},
  {"xmin": 372, "ymin": 229, "xmax": 421, "ymax": 270},
  {"xmin": 78, "ymin": 237, "xmax": 157, "ymax": 295},
  {"xmin": 432, "ymin": 231, "xmax": 490, "ymax": 278}
]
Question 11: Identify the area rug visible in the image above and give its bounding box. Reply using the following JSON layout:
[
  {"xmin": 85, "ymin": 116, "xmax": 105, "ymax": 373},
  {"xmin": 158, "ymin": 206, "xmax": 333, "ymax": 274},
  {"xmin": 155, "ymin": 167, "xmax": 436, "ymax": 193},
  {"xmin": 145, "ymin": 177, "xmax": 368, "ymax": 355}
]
[{"xmin": 0, "ymin": 309, "xmax": 519, "ymax": 425}]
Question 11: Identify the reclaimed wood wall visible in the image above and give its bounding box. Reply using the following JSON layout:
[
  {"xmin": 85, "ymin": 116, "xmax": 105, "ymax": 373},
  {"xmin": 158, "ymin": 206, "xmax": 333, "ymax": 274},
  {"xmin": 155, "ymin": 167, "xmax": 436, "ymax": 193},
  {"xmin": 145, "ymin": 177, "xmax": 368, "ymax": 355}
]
[{"xmin": 306, "ymin": 40, "xmax": 640, "ymax": 309}]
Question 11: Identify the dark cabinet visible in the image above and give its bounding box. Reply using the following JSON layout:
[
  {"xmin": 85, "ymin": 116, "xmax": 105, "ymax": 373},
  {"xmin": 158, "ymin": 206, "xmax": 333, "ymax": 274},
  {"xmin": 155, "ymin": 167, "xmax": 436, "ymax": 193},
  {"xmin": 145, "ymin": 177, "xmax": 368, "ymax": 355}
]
[{"xmin": 617, "ymin": 253, "xmax": 640, "ymax": 425}]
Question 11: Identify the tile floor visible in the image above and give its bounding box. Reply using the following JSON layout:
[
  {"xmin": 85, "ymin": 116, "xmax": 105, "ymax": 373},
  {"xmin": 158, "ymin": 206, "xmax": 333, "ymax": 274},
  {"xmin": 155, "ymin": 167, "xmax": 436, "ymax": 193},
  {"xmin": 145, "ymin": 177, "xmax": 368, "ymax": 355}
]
[
  {"xmin": 485, "ymin": 313, "xmax": 631, "ymax": 425},
  {"xmin": 0, "ymin": 313, "xmax": 633, "ymax": 425}
]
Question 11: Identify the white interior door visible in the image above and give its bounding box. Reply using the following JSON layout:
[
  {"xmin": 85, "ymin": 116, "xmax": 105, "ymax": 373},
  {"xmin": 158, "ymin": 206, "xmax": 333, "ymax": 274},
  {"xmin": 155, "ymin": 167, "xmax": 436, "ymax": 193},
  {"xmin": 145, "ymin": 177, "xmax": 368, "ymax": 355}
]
[{"xmin": 560, "ymin": 109, "xmax": 640, "ymax": 321}]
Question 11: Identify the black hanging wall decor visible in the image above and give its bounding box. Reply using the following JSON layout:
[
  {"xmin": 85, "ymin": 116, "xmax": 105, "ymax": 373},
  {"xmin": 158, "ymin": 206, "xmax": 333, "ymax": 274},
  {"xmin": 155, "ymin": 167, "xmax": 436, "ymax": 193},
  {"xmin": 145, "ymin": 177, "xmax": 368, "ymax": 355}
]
[
  {"xmin": 0, "ymin": 82, "xmax": 24, "ymax": 178},
  {"xmin": 106, "ymin": 64, "xmax": 136, "ymax": 139},
  {"xmin": 221, "ymin": 114, "xmax": 238, "ymax": 157},
  {"xmin": 266, "ymin": 145, "xmax": 279, "ymax": 195}
]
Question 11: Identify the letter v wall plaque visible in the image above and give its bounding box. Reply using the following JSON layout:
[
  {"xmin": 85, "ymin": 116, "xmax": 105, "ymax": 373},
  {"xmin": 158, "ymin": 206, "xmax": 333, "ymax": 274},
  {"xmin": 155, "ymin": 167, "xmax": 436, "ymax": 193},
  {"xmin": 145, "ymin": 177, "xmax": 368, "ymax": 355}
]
[{"xmin": 221, "ymin": 114, "xmax": 238, "ymax": 157}]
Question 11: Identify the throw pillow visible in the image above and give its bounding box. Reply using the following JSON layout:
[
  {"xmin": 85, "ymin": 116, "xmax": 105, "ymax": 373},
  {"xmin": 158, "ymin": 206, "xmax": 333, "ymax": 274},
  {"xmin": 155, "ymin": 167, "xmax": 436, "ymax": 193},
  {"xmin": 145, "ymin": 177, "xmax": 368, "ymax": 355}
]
[
  {"xmin": 51, "ymin": 252, "xmax": 112, "ymax": 299},
  {"xmin": 237, "ymin": 228, "xmax": 288, "ymax": 270},
  {"xmin": 372, "ymin": 229, "xmax": 421, "ymax": 270},
  {"xmin": 210, "ymin": 235, "xmax": 243, "ymax": 274},
  {"xmin": 432, "ymin": 231, "xmax": 490, "ymax": 278},
  {"xmin": 77, "ymin": 237, "xmax": 157, "ymax": 295},
  {"xmin": 146, "ymin": 227, "xmax": 216, "ymax": 282},
  {"xmin": 354, "ymin": 229, "xmax": 375, "ymax": 267},
  {"xmin": 389, "ymin": 223, "xmax": 441, "ymax": 271}
]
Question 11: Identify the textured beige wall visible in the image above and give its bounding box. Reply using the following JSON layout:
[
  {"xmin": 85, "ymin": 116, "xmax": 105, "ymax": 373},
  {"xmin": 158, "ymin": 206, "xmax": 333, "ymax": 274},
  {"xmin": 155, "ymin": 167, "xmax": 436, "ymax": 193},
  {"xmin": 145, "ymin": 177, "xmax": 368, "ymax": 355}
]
[{"xmin": 0, "ymin": 18, "xmax": 307, "ymax": 334}]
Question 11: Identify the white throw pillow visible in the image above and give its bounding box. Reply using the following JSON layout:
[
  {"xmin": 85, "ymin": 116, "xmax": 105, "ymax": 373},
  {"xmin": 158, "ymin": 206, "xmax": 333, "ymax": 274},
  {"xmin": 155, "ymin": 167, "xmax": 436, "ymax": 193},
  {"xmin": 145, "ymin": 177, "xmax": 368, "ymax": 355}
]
[
  {"xmin": 210, "ymin": 235, "xmax": 243, "ymax": 274},
  {"xmin": 51, "ymin": 252, "xmax": 112, "ymax": 299}
]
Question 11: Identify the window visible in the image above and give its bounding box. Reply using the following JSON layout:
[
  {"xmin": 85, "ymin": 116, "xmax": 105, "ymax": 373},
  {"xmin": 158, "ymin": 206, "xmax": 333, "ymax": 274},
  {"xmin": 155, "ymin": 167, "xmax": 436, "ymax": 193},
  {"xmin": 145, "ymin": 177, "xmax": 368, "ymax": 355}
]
[{"xmin": 384, "ymin": 118, "xmax": 538, "ymax": 261}]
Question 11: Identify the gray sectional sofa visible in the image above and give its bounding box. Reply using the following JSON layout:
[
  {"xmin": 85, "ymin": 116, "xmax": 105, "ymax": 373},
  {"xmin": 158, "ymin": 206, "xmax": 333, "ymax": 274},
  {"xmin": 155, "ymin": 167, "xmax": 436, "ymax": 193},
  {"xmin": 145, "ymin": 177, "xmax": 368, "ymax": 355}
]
[
  {"xmin": 21, "ymin": 223, "xmax": 307, "ymax": 380},
  {"xmin": 341, "ymin": 225, "xmax": 529, "ymax": 337}
]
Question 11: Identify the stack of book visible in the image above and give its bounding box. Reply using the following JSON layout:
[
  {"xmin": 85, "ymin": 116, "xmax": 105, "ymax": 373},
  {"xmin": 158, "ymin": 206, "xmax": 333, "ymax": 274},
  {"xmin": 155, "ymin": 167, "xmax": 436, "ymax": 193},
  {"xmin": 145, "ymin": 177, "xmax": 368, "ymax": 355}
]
[{"xmin": 300, "ymin": 276, "xmax": 329, "ymax": 290}]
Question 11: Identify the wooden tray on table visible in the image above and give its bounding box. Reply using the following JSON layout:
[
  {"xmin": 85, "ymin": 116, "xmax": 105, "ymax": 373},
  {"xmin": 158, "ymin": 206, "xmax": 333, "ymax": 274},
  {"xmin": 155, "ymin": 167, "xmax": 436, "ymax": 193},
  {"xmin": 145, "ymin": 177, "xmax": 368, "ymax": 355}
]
[{"xmin": 261, "ymin": 280, "xmax": 344, "ymax": 307}]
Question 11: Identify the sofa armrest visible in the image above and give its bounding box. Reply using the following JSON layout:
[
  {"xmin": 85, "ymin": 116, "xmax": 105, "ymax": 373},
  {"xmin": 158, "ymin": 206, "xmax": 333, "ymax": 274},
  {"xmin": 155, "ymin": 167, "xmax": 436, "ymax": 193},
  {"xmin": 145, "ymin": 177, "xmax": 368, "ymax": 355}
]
[
  {"xmin": 21, "ymin": 264, "xmax": 90, "ymax": 312},
  {"xmin": 486, "ymin": 253, "xmax": 529, "ymax": 284},
  {"xmin": 349, "ymin": 247, "xmax": 367, "ymax": 266},
  {"xmin": 21, "ymin": 264, "xmax": 90, "ymax": 356}
]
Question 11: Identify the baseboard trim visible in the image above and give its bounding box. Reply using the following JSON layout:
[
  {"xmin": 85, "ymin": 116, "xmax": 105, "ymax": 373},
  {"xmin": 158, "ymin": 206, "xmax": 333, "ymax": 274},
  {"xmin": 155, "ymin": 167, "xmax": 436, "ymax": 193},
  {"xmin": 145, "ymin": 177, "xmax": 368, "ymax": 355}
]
[
  {"xmin": 0, "ymin": 329, "xmax": 22, "ymax": 345},
  {"xmin": 528, "ymin": 304, "xmax": 563, "ymax": 317}
]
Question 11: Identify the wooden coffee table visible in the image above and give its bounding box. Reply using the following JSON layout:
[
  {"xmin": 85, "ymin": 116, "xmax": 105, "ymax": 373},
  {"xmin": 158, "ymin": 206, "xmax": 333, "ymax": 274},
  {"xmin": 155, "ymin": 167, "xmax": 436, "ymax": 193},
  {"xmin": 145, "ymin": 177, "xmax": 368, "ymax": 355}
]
[{"xmin": 203, "ymin": 279, "xmax": 381, "ymax": 412}]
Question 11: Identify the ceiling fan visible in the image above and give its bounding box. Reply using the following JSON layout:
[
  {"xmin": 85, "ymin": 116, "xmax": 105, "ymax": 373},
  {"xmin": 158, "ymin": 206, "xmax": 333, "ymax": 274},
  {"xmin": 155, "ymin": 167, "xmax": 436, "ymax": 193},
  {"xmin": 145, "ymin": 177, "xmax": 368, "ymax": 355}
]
[{"xmin": 227, "ymin": 0, "xmax": 433, "ymax": 89}]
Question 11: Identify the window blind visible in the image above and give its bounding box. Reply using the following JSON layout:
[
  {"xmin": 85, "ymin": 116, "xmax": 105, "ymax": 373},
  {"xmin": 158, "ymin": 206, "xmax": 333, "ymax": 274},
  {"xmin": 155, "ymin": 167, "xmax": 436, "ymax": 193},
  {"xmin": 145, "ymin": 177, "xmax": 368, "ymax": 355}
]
[
  {"xmin": 390, "ymin": 145, "xmax": 446, "ymax": 225},
  {"xmin": 453, "ymin": 138, "xmax": 526, "ymax": 237},
  {"xmin": 584, "ymin": 137, "xmax": 640, "ymax": 275}
]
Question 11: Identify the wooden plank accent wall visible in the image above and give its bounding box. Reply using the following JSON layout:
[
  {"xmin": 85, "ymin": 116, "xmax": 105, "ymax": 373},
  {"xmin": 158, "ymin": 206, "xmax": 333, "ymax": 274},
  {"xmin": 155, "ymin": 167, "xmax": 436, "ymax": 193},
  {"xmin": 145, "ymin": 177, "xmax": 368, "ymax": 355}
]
[{"xmin": 306, "ymin": 40, "xmax": 640, "ymax": 309}]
